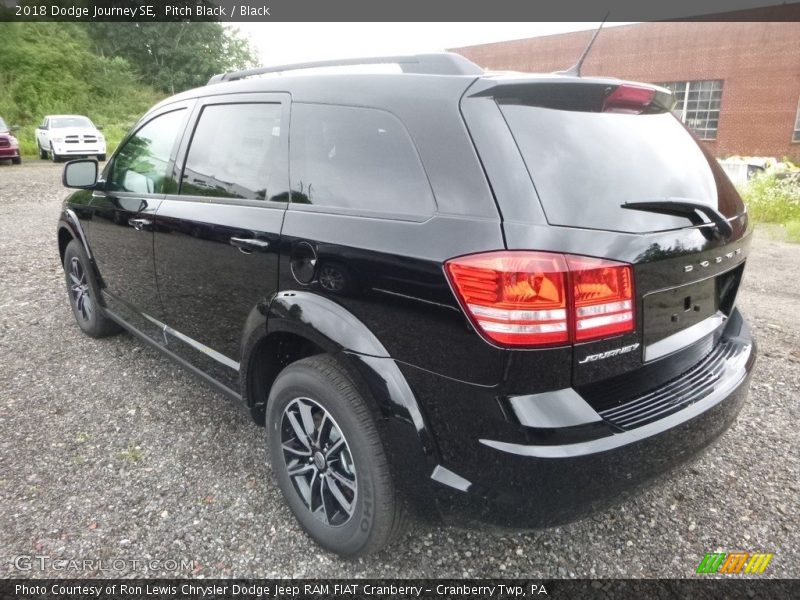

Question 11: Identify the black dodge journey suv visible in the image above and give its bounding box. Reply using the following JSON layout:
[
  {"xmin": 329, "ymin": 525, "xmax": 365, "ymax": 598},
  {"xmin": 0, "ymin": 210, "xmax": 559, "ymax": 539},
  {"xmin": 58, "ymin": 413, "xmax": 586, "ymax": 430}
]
[{"xmin": 58, "ymin": 53, "xmax": 756, "ymax": 556}]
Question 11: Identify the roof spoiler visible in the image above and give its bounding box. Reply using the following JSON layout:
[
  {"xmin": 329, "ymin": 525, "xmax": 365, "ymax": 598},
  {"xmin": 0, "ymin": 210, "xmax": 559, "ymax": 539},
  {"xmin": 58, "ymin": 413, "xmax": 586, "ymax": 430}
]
[{"xmin": 207, "ymin": 52, "xmax": 483, "ymax": 85}]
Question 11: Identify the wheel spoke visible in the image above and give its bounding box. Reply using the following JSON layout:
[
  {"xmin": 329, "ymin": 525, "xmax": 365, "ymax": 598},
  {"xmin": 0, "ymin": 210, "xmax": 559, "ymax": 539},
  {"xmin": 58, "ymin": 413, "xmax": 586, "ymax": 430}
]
[
  {"xmin": 286, "ymin": 411, "xmax": 312, "ymax": 451},
  {"xmin": 329, "ymin": 469, "xmax": 356, "ymax": 492},
  {"xmin": 282, "ymin": 442, "xmax": 311, "ymax": 457},
  {"xmin": 69, "ymin": 273, "xmax": 81, "ymax": 286},
  {"xmin": 316, "ymin": 413, "xmax": 330, "ymax": 446},
  {"xmin": 326, "ymin": 477, "xmax": 353, "ymax": 515},
  {"xmin": 297, "ymin": 401, "xmax": 316, "ymax": 439},
  {"xmin": 309, "ymin": 470, "xmax": 321, "ymax": 511},
  {"xmin": 82, "ymin": 295, "xmax": 94, "ymax": 319},
  {"xmin": 320, "ymin": 477, "xmax": 333, "ymax": 524},
  {"xmin": 295, "ymin": 470, "xmax": 313, "ymax": 506},
  {"xmin": 325, "ymin": 437, "xmax": 345, "ymax": 458},
  {"xmin": 70, "ymin": 259, "xmax": 84, "ymax": 283},
  {"xmin": 287, "ymin": 462, "xmax": 314, "ymax": 477}
]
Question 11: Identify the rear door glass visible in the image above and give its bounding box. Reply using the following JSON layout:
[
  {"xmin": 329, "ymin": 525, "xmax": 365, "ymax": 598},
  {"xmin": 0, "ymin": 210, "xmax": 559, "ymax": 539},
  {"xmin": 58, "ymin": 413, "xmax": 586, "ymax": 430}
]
[
  {"xmin": 499, "ymin": 105, "xmax": 733, "ymax": 233},
  {"xmin": 289, "ymin": 103, "xmax": 434, "ymax": 219},
  {"xmin": 180, "ymin": 103, "xmax": 283, "ymax": 201}
]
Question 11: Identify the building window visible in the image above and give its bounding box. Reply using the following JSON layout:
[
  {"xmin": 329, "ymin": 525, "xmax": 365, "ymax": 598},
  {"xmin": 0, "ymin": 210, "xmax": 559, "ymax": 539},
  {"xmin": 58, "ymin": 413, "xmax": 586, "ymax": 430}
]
[
  {"xmin": 658, "ymin": 80, "xmax": 723, "ymax": 141},
  {"xmin": 793, "ymin": 98, "xmax": 800, "ymax": 143}
]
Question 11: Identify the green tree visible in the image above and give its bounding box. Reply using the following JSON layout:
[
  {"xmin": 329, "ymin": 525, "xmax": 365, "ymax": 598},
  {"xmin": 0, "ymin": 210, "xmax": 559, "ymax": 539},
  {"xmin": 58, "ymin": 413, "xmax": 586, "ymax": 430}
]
[{"xmin": 87, "ymin": 22, "xmax": 256, "ymax": 94}]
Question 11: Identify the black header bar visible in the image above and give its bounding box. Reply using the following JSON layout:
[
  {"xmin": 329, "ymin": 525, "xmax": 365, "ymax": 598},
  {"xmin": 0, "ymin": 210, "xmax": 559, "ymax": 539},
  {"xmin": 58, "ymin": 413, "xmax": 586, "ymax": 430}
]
[
  {"xmin": 1, "ymin": 0, "xmax": 799, "ymax": 22},
  {"xmin": 2, "ymin": 579, "xmax": 799, "ymax": 600}
]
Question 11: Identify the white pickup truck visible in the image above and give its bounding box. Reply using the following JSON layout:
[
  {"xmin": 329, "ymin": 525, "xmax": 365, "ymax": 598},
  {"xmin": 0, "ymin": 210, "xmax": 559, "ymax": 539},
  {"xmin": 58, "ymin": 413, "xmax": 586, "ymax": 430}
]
[{"xmin": 36, "ymin": 115, "xmax": 106, "ymax": 162}]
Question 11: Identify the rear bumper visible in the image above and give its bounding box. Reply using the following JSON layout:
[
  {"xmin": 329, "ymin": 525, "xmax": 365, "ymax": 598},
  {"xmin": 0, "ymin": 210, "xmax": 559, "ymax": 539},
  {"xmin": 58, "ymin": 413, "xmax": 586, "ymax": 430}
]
[{"xmin": 401, "ymin": 309, "xmax": 755, "ymax": 527}]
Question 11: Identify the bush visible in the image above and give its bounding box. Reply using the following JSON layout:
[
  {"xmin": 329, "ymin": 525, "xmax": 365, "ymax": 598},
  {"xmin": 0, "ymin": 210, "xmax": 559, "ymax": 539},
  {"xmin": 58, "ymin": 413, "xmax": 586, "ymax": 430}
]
[
  {"xmin": 741, "ymin": 172, "xmax": 800, "ymax": 224},
  {"xmin": 785, "ymin": 221, "xmax": 800, "ymax": 243}
]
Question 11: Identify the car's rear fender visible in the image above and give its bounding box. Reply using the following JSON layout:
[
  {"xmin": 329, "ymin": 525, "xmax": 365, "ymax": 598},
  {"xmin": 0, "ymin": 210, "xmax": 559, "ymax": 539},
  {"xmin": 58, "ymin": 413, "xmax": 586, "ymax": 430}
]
[{"xmin": 239, "ymin": 291, "xmax": 441, "ymax": 508}]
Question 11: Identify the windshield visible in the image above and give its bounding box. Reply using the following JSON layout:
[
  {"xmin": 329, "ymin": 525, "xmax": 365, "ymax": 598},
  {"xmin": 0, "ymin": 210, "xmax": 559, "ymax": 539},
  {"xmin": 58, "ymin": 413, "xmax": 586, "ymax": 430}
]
[
  {"xmin": 499, "ymin": 104, "xmax": 738, "ymax": 233},
  {"xmin": 51, "ymin": 117, "xmax": 94, "ymax": 129}
]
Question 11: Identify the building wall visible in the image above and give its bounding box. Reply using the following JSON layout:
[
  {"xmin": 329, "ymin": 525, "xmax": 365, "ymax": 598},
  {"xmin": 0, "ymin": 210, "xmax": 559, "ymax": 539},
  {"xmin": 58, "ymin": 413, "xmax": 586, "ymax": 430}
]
[{"xmin": 451, "ymin": 22, "xmax": 800, "ymax": 161}]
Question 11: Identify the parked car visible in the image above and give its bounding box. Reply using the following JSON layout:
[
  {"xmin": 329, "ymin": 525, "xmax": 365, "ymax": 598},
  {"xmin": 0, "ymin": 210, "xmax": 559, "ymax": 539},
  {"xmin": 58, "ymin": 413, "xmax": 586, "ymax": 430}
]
[
  {"xmin": 37, "ymin": 114, "xmax": 105, "ymax": 162},
  {"xmin": 57, "ymin": 53, "xmax": 756, "ymax": 557},
  {"xmin": 0, "ymin": 116, "xmax": 21, "ymax": 165}
]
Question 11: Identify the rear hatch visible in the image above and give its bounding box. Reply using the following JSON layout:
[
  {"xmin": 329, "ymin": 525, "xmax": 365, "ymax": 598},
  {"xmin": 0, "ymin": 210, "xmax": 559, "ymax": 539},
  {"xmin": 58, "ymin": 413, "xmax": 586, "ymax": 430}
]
[{"xmin": 461, "ymin": 75, "xmax": 750, "ymax": 407}]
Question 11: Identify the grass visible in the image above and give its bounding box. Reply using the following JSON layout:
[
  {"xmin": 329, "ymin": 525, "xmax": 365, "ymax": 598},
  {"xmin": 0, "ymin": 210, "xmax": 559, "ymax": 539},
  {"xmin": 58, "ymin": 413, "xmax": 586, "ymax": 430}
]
[
  {"xmin": 118, "ymin": 445, "xmax": 144, "ymax": 463},
  {"xmin": 740, "ymin": 172, "xmax": 800, "ymax": 243},
  {"xmin": 785, "ymin": 220, "xmax": 800, "ymax": 243}
]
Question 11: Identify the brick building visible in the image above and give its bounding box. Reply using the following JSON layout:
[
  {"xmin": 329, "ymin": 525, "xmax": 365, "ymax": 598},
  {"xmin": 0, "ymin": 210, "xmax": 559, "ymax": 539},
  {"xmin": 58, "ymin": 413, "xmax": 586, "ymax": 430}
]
[{"xmin": 451, "ymin": 22, "xmax": 800, "ymax": 161}]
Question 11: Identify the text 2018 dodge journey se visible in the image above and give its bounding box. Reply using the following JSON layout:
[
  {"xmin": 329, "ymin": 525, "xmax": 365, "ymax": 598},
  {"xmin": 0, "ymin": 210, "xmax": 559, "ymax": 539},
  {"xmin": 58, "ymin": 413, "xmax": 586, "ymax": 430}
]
[{"xmin": 58, "ymin": 53, "xmax": 756, "ymax": 556}]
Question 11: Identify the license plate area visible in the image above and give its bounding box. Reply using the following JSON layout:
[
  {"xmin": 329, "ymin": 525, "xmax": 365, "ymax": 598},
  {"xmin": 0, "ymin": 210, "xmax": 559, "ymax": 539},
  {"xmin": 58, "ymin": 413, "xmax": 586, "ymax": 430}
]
[{"xmin": 643, "ymin": 277, "xmax": 718, "ymax": 347}]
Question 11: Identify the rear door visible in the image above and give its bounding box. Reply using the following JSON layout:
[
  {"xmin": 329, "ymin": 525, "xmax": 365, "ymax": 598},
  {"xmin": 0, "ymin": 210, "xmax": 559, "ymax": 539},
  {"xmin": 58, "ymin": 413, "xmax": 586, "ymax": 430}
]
[
  {"xmin": 462, "ymin": 78, "xmax": 750, "ymax": 399},
  {"xmin": 152, "ymin": 93, "xmax": 289, "ymax": 390}
]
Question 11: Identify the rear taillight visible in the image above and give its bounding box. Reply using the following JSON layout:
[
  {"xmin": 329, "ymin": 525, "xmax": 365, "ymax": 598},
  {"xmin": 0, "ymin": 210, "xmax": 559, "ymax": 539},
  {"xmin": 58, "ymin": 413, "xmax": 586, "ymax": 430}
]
[
  {"xmin": 602, "ymin": 84, "xmax": 656, "ymax": 114},
  {"xmin": 567, "ymin": 255, "xmax": 634, "ymax": 341},
  {"xmin": 444, "ymin": 251, "xmax": 569, "ymax": 346},
  {"xmin": 445, "ymin": 251, "xmax": 634, "ymax": 347}
]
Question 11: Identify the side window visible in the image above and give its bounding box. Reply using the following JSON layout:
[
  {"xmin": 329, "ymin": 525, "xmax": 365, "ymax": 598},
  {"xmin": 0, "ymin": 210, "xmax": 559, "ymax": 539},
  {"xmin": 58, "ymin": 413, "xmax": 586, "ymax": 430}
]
[
  {"xmin": 289, "ymin": 103, "xmax": 434, "ymax": 217},
  {"xmin": 180, "ymin": 103, "xmax": 283, "ymax": 201},
  {"xmin": 108, "ymin": 109, "xmax": 186, "ymax": 195}
]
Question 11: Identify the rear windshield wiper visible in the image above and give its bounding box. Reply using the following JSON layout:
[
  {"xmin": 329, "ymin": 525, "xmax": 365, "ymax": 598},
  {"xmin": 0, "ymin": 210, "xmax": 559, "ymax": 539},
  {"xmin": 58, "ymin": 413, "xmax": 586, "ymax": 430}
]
[{"xmin": 621, "ymin": 199, "xmax": 733, "ymax": 239}]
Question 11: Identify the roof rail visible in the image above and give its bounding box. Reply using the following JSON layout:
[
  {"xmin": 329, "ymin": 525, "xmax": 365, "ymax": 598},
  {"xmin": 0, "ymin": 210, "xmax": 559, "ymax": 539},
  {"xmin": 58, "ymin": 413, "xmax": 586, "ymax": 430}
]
[{"xmin": 207, "ymin": 52, "xmax": 483, "ymax": 85}]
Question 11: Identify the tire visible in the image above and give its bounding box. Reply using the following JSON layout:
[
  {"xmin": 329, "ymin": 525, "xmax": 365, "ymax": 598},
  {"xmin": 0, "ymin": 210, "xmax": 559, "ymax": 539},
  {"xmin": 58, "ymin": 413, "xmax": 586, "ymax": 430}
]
[
  {"xmin": 63, "ymin": 240, "xmax": 121, "ymax": 338},
  {"xmin": 39, "ymin": 144, "xmax": 47, "ymax": 159},
  {"xmin": 50, "ymin": 144, "xmax": 60, "ymax": 163},
  {"xmin": 266, "ymin": 355, "xmax": 406, "ymax": 557},
  {"xmin": 11, "ymin": 156, "xmax": 21, "ymax": 165}
]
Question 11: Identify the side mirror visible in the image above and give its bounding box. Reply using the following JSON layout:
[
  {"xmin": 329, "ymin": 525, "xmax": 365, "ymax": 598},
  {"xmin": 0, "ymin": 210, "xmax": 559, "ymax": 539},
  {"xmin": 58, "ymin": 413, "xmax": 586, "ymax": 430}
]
[
  {"xmin": 63, "ymin": 159, "xmax": 98, "ymax": 189},
  {"xmin": 96, "ymin": 125, "xmax": 104, "ymax": 131},
  {"xmin": 10, "ymin": 125, "xmax": 20, "ymax": 131}
]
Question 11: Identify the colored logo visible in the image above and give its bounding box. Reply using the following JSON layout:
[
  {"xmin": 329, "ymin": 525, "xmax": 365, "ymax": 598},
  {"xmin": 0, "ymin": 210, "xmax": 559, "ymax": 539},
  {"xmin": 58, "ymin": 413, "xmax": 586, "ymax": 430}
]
[{"xmin": 696, "ymin": 552, "xmax": 774, "ymax": 574}]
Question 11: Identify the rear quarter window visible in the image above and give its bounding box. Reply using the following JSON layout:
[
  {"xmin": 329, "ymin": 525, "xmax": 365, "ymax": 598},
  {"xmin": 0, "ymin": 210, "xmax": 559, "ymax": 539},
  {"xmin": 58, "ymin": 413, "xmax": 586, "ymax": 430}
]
[{"xmin": 289, "ymin": 103, "xmax": 435, "ymax": 219}]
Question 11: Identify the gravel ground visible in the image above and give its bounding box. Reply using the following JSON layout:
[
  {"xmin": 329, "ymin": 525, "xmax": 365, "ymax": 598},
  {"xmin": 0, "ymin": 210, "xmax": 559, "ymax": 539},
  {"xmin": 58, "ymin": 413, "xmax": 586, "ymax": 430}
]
[{"xmin": 0, "ymin": 160, "xmax": 798, "ymax": 579}]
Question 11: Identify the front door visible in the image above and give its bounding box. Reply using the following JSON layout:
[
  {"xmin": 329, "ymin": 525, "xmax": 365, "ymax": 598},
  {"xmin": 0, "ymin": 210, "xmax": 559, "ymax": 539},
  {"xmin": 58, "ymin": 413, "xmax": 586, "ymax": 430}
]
[
  {"xmin": 152, "ymin": 94, "xmax": 290, "ymax": 390},
  {"xmin": 88, "ymin": 106, "xmax": 191, "ymax": 337}
]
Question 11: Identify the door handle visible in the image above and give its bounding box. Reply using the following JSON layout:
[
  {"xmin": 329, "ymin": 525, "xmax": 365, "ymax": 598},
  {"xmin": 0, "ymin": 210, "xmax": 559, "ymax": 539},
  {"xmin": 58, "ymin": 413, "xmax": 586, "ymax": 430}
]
[
  {"xmin": 128, "ymin": 217, "xmax": 153, "ymax": 231},
  {"xmin": 230, "ymin": 237, "xmax": 270, "ymax": 253}
]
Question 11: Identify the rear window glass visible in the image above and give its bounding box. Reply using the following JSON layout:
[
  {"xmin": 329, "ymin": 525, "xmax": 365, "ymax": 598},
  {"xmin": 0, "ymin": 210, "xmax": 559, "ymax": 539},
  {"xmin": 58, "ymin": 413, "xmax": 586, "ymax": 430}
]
[
  {"xmin": 289, "ymin": 103, "xmax": 434, "ymax": 218},
  {"xmin": 499, "ymin": 105, "xmax": 727, "ymax": 233}
]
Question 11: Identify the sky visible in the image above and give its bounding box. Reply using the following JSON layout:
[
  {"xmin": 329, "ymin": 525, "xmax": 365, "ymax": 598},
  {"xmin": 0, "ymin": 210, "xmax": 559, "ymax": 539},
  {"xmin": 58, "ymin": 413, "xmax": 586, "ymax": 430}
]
[{"xmin": 231, "ymin": 22, "xmax": 634, "ymax": 68}]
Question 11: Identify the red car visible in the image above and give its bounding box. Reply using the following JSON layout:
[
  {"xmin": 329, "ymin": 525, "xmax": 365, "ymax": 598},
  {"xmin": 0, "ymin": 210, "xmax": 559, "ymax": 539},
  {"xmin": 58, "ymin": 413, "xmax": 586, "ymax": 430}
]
[{"xmin": 0, "ymin": 117, "xmax": 21, "ymax": 165}]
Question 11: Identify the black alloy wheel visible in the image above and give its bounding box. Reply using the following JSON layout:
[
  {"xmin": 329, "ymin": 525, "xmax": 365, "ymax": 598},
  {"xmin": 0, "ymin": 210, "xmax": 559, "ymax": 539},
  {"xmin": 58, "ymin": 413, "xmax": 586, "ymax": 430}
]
[
  {"xmin": 63, "ymin": 240, "xmax": 121, "ymax": 338},
  {"xmin": 68, "ymin": 256, "xmax": 94, "ymax": 323},
  {"xmin": 280, "ymin": 396, "xmax": 358, "ymax": 526},
  {"xmin": 266, "ymin": 355, "xmax": 406, "ymax": 556}
]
